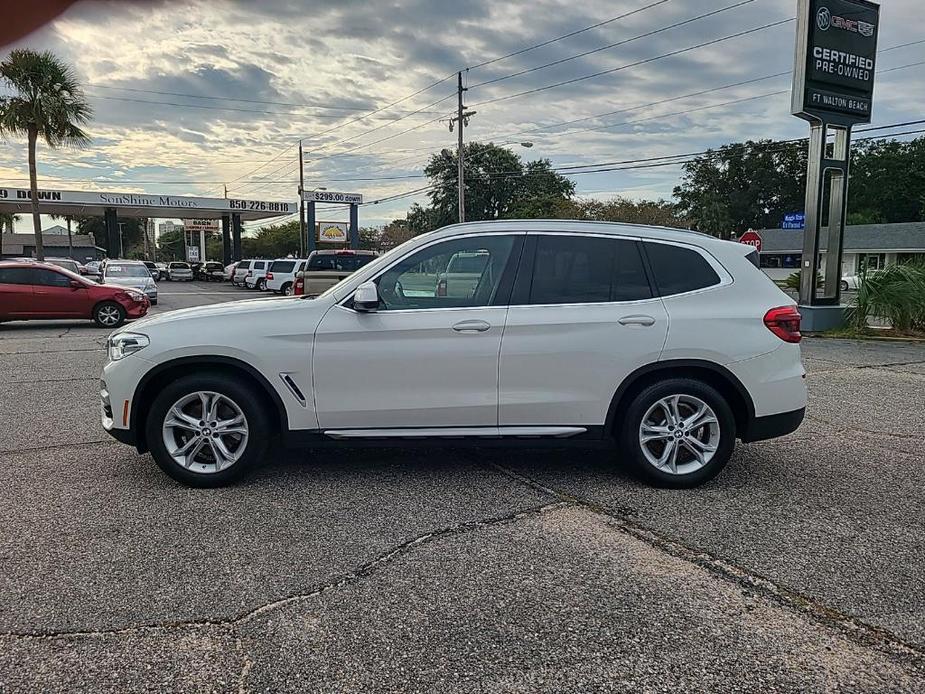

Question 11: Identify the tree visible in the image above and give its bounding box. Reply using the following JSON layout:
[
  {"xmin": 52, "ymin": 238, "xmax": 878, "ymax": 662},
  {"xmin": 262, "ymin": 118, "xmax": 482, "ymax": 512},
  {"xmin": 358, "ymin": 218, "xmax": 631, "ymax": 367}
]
[
  {"xmin": 421, "ymin": 142, "xmax": 575, "ymax": 229},
  {"xmin": 673, "ymin": 140, "xmax": 806, "ymax": 238},
  {"xmin": 552, "ymin": 197, "xmax": 687, "ymax": 227},
  {"xmin": 76, "ymin": 216, "xmax": 144, "ymax": 257},
  {"xmin": 0, "ymin": 50, "xmax": 91, "ymax": 261},
  {"xmin": 848, "ymin": 137, "xmax": 925, "ymax": 223}
]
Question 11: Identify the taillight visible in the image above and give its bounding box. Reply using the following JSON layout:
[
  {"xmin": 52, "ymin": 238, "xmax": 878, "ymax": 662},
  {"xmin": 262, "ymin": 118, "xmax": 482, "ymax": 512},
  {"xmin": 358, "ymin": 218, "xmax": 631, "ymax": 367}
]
[
  {"xmin": 764, "ymin": 306, "xmax": 802, "ymax": 343},
  {"xmin": 266, "ymin": 273, "xmax": 274, "ymax": 280},
  {"xmin": 294, "ymin": 278, "xmax": 304, "ymax": 295},
  {"xmin": 436, "ymin": 278, "xmax": 447, "ymax": 297}
]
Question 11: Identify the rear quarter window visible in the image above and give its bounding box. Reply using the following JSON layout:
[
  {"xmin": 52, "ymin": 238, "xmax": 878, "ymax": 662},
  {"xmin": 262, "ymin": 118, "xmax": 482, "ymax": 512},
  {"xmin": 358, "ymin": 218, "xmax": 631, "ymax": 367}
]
[
  {"xmin": 270, "ymin": 261, "xmax": 295, "ymax": 273},
  {"xmin": 644, "ymin": 242, "xmax": 721, "ymax": 296}
]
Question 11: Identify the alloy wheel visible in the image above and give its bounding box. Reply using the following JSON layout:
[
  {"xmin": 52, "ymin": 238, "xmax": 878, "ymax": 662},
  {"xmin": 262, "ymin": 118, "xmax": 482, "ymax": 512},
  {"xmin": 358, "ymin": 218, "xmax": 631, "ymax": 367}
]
[
  {"xmin": 638, "ymin": 394, "xmax": 720, "ymax": 475},
  {"xmin": 161, "ymin": 391, "xmax": 249, "ymax": 474},
  {"xmin": 97, "ymin": 305, "xmax": 122, "ymax": 326}
]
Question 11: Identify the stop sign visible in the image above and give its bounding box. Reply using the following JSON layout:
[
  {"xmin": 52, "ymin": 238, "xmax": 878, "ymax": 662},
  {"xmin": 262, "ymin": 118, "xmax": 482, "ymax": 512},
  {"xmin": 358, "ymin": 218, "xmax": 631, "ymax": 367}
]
[{"xmin": 738, "ymin": 230, "xmax": 762, "ymax": 252}]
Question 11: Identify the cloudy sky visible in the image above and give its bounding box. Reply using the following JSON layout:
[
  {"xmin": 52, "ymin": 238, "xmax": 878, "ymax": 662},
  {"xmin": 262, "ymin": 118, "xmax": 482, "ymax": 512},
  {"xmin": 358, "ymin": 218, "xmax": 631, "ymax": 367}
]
[{"xmin": 1, "ymin": 0, "xmax": 923, "ymax": 230}]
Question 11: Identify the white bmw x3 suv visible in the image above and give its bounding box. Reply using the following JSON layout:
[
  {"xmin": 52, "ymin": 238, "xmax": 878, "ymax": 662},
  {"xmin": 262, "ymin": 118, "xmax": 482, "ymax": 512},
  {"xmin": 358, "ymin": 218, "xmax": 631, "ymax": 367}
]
[{"xmin": 101, "ymin": 221, "xmax": 806, "ymax": 488}]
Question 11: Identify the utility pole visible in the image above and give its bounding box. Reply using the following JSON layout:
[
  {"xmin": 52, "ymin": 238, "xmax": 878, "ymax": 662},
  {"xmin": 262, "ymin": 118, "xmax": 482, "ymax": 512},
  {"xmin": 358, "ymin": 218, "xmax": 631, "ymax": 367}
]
[
  {"xmin": 449, "ymin": 71, "xmax": 476, "ymax": 223},
  {"xmin": 299, "ymin": 140, "xmax": 306, "ymax": 258}
]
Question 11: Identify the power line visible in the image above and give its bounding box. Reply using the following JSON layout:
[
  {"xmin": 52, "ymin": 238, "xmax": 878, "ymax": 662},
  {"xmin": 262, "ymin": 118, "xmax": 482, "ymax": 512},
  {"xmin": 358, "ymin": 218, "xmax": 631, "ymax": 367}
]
[
  {"xmin": 83, "ymin": 91, "xmax": 448, "ymax": 119},
  {"xmin": 470, "ymin": 0, "xmax": 755, "ymax": 88},
  {"xmin": 363, "ymin": 124, "xmax": 925, "ymax": 205},
  {"xmin": 467, "ymin": 0, "xmax": 672, "ymax": 70},
  {"xmin": 472, "ymin": 17, "xmax": 796, "ymax": 107}
]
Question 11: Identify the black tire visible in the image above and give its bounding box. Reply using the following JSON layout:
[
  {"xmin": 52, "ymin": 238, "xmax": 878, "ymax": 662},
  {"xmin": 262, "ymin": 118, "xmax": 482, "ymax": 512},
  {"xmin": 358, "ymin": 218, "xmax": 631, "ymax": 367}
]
[
  {"xmin": 840, "ymin": 280, "xmax": 849, "ymax": 291},
  {"xmin": 281, "ymin": 282, "xmax": 293, "ymax": 296},
  {"xmin": 619, "ymin": 378, "xmax": 736, "ymax": 488},
  {"xmin": 145, "ymin": 372, "xmax": 270, "ymax": 487},
  {"xmin": 256, "ymin": 278, "xmax": 266, "ymax": 291},
  {"xmin": 93, "ymin": 301, "xmax": 127, "ymax": 328}
]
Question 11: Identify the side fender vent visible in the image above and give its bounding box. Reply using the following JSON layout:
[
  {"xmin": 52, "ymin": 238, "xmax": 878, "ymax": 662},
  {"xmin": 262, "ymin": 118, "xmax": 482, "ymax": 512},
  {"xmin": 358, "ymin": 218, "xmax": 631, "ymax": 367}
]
[{"xmin": 279, "ymin": 373, "xmax": 307, "ymax": 407}]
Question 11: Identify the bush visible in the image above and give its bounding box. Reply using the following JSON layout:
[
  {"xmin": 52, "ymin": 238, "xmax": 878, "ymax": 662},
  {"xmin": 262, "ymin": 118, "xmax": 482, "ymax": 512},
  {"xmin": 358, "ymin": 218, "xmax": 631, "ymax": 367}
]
[
  {"xmin": 848, "ymin": 263, "xmax": 925, "ymax": 333},
  {"xmin": 783, "ymin": 270, "xmax": 822, "ymax": 290}
]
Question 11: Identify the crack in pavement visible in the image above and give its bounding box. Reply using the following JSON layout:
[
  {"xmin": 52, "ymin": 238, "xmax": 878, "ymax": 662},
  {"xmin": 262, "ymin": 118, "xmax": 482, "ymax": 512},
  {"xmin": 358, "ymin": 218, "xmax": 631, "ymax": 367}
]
[
  {"xmin": 0, "ymin": 500, "xmax": 571, "ymax": 641},
  {"xmin": 0, "ymin": 439, "xmax": 117, "ymax": 455},
  {"xmin": 3, "ymin": 377, "xmax": 97, "ymax": 385},
  {"xmin": 0, "ymin": 348, "xmax": 102, "ymax": 356},
  {"xmin": 804, "ymin": 413, "xmax": 922, "ymax": 442},
  {"xmin": 484, "ymin": 460, "xmax": 925, "ymax": 676}
]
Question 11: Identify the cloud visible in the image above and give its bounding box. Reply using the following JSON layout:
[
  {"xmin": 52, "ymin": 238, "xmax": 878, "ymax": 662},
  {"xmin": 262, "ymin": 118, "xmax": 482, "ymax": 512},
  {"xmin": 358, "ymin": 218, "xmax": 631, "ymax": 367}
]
[{"xmin": 0, "ymin": 0, "xmax": 922, "ymax": 228}]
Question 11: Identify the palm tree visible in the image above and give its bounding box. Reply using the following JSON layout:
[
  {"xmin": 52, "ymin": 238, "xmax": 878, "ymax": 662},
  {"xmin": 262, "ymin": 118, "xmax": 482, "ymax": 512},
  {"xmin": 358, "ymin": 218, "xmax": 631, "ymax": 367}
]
[
  {"xmin": 0, "ymin": 50, "xmax": 91, "ymax": 261},
  {"xmin": 0, "ymin": 212, "xmax": 18, "ymax": 258}
]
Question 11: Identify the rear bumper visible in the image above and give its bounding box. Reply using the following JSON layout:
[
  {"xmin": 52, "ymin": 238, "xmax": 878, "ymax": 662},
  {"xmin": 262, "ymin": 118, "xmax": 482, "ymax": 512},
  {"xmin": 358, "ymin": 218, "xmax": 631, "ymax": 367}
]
[{"xmin": 741, "ymin": 407, "xmax": 805, "ymax": 442}]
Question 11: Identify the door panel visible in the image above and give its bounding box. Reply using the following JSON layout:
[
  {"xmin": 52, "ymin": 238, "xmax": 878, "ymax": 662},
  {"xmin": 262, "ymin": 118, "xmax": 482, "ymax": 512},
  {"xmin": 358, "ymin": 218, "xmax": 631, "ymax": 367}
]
[
  {"xmin": 499, "ymin": 301, "xmax": 667, "ymax": 426},
  {"xmin": 313, "ymin": 305, "xmax": 507, "ymax": 428},
  {"xmin": 312, "ymin": 233, "xmax": 522, "ymax": 430},
  {"xmin": 0, "ymin": 269, "xmax": 33, "ymax": 317},
  {"xmin": 499, "ymin": 233, "xmax": 668, "ymax": 427},
  {"xmin": 31, "ymin": 269, "xmax": 88, "ymax": 317}
]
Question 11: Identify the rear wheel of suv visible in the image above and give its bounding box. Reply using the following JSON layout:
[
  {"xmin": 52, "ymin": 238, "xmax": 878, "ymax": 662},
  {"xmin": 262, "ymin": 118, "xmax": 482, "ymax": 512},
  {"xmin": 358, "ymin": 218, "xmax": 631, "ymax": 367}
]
[
  {"xmin": 93, "ymin": 301, "xmax": 126, "ymax": 328},
  {"xmin": 281, "ymin": 282, "xmax": 293, "ymax": 296},
  {"xmin": 256, "ymin": 278, "xmax": 267, "ymax": 291},
  {"xmin": 145, "ymin": 373, "xmax": 270, "ymax": 487},
  {"xmin": 619, "ymin": 378, "xmax": 735, "ymax": 488}
]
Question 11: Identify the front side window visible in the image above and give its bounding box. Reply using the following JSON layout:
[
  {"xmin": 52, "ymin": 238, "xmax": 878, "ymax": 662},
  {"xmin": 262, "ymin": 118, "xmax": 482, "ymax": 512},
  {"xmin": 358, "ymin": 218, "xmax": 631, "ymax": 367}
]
[
  {"xmin": 644, "ymin": 242, "xmax": 721, "ymax": 296},
  {"xmin": 34, "ymin": 269, "xmax": 71, "ymax": 287},
  {"xmin": 528, "ymin": 235, "xmax": 651, "ymax": 305},
  {"xmin": 375, "ymin": 235, "xmax": 517, "ymax": 310}
]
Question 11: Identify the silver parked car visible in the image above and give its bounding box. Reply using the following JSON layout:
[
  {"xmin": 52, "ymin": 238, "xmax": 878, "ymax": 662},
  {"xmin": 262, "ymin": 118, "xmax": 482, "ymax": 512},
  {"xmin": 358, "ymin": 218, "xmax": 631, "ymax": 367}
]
[
  {"xmin": 102, "ymin": 260, "xmax": 158, "ymax": 305},
  {"xmin": 167, "ymin": 262, "xmax": 193, "ymax": 281}
]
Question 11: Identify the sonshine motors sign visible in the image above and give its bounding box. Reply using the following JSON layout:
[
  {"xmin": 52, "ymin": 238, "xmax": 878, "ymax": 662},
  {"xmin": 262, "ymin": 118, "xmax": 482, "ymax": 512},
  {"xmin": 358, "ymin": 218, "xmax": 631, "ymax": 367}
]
[{"xmin": 791, "ymin": 0, "xmax": 880, "ymax": 125}]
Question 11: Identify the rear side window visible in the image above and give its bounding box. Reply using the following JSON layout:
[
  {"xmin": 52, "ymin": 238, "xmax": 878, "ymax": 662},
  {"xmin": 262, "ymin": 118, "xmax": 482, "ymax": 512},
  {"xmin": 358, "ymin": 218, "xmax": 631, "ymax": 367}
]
[
  {"xmin": 336, "ymin": 254, "xmax": 375, "ymax": 272},
  {"xmin": 528, "ymin": 235, "xmax": 651, "ymax": 305},
  {"xmin": 308, "ymin": 255, "xmax": 337, "ymax": 271},
  {"xmin": 644, "ymin": 242, "xmax": 721, "ymax": 296},
  {"xmin": 0, "ymin": 267, "xmax": 33, "ymax": 285},
  {"xmin": 253, "ymin": 261, "xmax": 266, "ymax": 270},
  {"xmin": 270, "ymin": 261, "xmax": 295, "ymax": 273}
]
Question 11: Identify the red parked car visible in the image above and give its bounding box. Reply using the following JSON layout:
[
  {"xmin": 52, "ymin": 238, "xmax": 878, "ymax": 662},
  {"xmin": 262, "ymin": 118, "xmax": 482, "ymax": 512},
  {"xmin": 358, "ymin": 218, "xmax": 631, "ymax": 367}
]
[{"xmin": 0, "ymin": 261, "xmax": 150, "ymax": 328}]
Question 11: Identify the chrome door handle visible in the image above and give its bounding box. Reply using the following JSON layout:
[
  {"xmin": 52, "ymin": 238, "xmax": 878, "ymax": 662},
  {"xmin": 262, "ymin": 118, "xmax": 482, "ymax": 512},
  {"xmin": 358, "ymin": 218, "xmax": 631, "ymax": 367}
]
[
  {"xmin": 618, "ymin": 315, "xmax": 656, "ymax": 327},
  {"xmin": 452, "ymin": 320, "xmax": 491, "ymax": 333}
]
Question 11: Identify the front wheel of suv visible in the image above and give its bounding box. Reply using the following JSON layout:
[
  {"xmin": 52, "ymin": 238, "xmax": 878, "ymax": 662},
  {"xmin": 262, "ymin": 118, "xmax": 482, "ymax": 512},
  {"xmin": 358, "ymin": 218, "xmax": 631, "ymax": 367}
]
[
  {"xmin": 619, "ymin": 378, "xmax": 735, "ymax": 488},
  {"xmin": 145, "ymin": 373, "xmax": 270, "ymax": 487}
]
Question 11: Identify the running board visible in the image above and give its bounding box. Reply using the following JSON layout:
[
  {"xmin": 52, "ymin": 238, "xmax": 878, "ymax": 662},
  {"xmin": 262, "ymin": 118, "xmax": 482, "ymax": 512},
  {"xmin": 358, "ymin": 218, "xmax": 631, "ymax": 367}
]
[{"xmin": 323, "ymin": 426, "xmax": 587, "ymax": 440}]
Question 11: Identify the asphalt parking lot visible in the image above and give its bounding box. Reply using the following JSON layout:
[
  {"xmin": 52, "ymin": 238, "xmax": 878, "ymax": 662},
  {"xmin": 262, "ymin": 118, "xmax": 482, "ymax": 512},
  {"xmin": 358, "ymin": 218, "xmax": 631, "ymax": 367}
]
[{"xmin": 1, "ymin": 281, "xmax": 924, "ymax": 692}]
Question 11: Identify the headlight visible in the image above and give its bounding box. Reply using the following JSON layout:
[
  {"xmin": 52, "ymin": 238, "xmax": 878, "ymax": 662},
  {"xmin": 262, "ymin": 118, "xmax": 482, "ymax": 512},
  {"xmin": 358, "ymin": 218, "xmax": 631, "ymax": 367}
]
[
  {"xmin": 124, "ymin": 289, "xmax": 145, "ymax": 301},
  {"xmin": 108, "ymin": 332, "xmax": 149, "ymax": 361}
]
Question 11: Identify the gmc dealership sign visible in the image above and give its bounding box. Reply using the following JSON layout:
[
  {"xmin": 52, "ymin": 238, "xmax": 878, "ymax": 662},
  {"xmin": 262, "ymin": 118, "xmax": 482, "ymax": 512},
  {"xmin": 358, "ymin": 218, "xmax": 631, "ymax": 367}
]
[{"xmin": 791, "ymin": 0, "xmax": 880, "ymax": 125}]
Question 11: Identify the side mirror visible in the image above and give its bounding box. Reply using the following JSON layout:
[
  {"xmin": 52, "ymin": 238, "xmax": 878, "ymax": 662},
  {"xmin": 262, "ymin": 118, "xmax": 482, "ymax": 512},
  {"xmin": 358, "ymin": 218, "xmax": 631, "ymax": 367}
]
[
  {"xmin": 353, "ymin": 281, "xmax": 379, "ymax": 312},
  {"xmin": 69, "ymin": 280, "xmax": 83, "ymax": 289}
]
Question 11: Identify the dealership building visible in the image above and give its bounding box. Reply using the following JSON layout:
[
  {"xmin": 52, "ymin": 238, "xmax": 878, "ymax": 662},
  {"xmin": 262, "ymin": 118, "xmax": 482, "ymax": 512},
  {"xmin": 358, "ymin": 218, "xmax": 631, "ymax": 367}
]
[{"xmin": 753, "ymin": 222, "xmax": 925, "ymax": 282}]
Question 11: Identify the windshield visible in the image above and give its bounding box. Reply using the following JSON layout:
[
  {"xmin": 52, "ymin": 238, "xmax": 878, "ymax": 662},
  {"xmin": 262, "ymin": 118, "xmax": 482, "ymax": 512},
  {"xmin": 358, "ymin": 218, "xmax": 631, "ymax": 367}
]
[{"xmin": 106, "ymin": 264, "xmax": 150, "ymax": 278}]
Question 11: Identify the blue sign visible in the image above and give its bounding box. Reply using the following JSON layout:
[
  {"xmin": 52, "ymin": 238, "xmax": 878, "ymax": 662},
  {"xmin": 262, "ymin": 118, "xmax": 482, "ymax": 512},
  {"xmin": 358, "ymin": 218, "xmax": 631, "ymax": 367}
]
[{"xmin": 782, "ymin": 212, "xmax": 805, "ymax": 229}]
